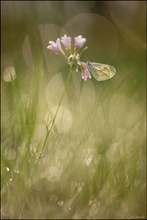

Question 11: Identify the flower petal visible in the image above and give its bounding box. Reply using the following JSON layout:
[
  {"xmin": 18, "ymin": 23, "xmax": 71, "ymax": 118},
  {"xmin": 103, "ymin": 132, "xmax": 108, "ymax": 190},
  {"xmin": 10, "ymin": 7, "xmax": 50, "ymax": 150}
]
[
  {"xmin": 47, "ymin": 38, "xmax": 65, "ymax": 54},
  {"xmin": 61, "ymin": 34, "xmax": 71, "ymax": 49},
  {"xmin": 78, "ymin": 61, "xmax": 91, "ymax": 81},
  {"xmin": 74, "ymin": 35, "xmax": 86, "ymax": 49}
]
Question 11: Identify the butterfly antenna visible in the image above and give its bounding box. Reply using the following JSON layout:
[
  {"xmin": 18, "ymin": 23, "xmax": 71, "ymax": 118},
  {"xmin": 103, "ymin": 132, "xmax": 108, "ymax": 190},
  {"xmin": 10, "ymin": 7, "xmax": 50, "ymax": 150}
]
[{"xmin": 79, "ymin": 47, "xmax": 88, "ymax": 58}]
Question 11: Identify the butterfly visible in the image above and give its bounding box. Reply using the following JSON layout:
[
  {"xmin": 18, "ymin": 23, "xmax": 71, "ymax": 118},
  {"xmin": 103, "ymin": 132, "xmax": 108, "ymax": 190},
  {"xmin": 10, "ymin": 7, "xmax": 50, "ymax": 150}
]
[{"xmin": 86, "ymin": 61, "xmax": 116, "ymax": 81}]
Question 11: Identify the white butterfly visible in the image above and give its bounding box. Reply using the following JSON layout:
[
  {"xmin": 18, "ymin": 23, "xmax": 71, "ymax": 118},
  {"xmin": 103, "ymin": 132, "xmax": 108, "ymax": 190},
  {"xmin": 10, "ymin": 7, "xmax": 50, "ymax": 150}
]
[{"xmin": 86, "ymin": 61, "xmax": 116, "ymax": 81}]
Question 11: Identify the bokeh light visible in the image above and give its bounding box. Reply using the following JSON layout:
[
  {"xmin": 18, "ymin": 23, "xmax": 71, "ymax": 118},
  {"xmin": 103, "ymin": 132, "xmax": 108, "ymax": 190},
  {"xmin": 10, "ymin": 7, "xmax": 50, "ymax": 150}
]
[
  {"xmin": 61, "ymin": 13, "xmax": 119, "ymax": 63},
  {"xmin": 1, "ymin": 1, "xmax": 146, "ymax": 219}
]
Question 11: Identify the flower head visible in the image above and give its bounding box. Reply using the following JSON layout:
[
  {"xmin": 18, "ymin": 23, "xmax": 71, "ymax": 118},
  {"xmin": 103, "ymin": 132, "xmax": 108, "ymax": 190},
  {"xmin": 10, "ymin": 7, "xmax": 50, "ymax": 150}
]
[
  {"xmin": 61, "ymin": 34, "xmax": 71, "ymax": 50},
  {"xmin": 74, "ymin": 35, "xmax": 86, "ymax": 50},
  {"xmin": 47, "ymin": 35, "xmax": 92, "ymax": 81},
  {"xmin": 47, "ymin": 38, "xmax": 65, "ymax": 55},
  {"xmin": 67, "ymin": 55, "xmax": 74, "ymax": 65},
  {"xmin": 78, "ymin": 61, "xmax": 91, "ymax": 81},
  {"xmin": 67, "ymin": 54, "xmax": 80, "ymax": 65}
]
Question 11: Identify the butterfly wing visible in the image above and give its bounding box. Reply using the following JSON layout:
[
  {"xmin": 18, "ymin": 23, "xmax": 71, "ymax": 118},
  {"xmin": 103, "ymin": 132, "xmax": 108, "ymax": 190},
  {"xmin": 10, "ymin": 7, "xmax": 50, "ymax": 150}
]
[{"xmin": 86, "ymin": 62, "xmax": 116, "ymax": 81}]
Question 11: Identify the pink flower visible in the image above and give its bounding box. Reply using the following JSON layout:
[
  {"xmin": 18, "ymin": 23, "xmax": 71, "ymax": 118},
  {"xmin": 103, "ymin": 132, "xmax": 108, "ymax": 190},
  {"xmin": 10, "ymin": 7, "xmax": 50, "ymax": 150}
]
[
  {"xmin": 74, "ymin": 35, "xmax": 86, "ymax": 50},
  {"xmin": 78, "ymin": 61, "xmax": 91, "ymax": 81},
  {"xmin": 61, "ymin": 34, "xmax": 71, "ymax": 50},
  {"xmin": 47, "ymin": 38, "xmax": 65, "ymax": 55}
]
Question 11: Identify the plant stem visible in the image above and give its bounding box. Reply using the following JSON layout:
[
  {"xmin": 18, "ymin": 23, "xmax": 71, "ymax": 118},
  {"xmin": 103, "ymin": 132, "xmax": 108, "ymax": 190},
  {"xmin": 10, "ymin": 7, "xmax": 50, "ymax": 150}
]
[{"xmin": 29, "ymin": 64, "xmax": 73, "ymax": 182}]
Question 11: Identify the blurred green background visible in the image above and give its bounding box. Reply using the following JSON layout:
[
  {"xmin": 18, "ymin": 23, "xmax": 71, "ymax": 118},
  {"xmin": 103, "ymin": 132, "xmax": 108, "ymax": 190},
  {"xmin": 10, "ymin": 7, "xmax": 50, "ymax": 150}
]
[{"xmin": 1, "ymin": 1, "xmax": 146, "ymax": 219}]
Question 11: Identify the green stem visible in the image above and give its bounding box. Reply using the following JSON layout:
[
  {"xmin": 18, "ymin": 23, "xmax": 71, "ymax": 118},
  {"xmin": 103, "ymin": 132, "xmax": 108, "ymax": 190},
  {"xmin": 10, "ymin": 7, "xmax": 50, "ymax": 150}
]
[{"xmin": 29, "ymin": 64, "xmax": 73, "ymax": 182}]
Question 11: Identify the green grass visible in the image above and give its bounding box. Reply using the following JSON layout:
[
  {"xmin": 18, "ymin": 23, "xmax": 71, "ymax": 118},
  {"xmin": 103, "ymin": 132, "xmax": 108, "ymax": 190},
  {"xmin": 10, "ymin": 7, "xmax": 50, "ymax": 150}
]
[{"xmin": 1, "ymin": 60, "xmax": 146, "ymax": 219}]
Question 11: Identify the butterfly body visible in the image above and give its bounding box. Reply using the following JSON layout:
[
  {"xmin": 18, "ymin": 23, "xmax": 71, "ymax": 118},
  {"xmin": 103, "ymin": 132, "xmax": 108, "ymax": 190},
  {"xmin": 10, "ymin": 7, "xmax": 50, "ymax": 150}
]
[{"xmin": 86, "ymin": 61, "xmax": 116, "ymax": 81}]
